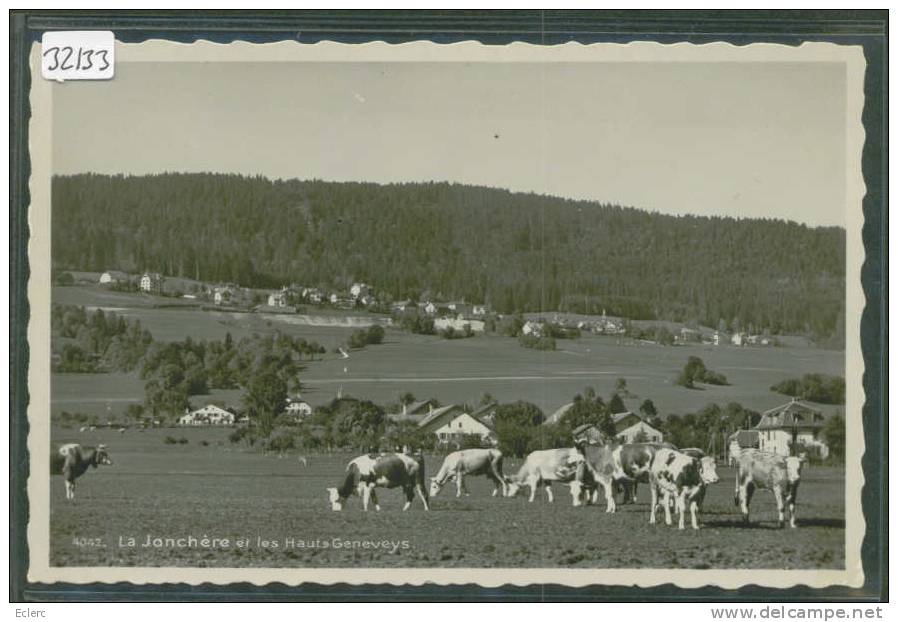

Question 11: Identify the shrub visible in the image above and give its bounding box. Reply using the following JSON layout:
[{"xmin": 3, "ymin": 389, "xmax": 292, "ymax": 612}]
[
  {"xmin": 771, "ymin": 374, "xmax": 845, "ymax": 405},
  {"xmin": 178, "ymin": 437, "xmax": 189, "ymax": 444},
  {"xmin": 163, "ymin": 435, "xmax": 178, "ymax": 445},
  {"xmin": 519, "ymin": 334, "xmax": 556, "ymax": 351},
  {"xmin": 265, "ymin": 432, "xmax": 296, "ymax": 453},
  {"xmin": 675, "ymin": 356, "xmax": 728, "ymax": 388}
]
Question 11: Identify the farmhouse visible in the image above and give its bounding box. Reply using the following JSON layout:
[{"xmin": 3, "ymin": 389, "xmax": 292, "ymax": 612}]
[
  {"xmin": 418, "ymin": 404, "xmax": 497, "ymax": 446},
  {"xmin": 139, "ymin": 272, "xmax": 165, "ymax": 295},
  {"xmin": 213, "ymin": 287, "xmax": 231, "ymax": 305},
  {"xmin": 99, "ymin": 270, "xmax": 128, "ymax": 285},
  {"xmin": 754, "ymin": 399, "xmax": 828, "ymax": 458},
  {"xmin": 303, "ymin": 288, "xmax": 324, "ymax": 304},
  {"xmin": 179, "ymin": 404, "xmax": 236, "ymax": 426},
  {"xmin": 613, "ymin": 411, "xmax": 664, "ymax": 444}
]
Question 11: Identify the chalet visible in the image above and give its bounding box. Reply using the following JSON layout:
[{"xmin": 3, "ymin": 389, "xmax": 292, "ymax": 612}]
[
  {"xmin": 732, "ymin": 332, "xmax": 746, "ymax": 346},
  {"xmin": 423, "ymin": 302, "xmax": 439, "ymax": 315},
  {"xmin": 418, "ymin": 404, "xmax": 497, "ymax": 446},
  {"xmin": 572, "ymin": 423, "xmax": 607, "ymax": 445},
  {"xmin": 472, "ymin": 304, "xmax": 491, "ymax": 316},
  {"xmin": 179, "ymin": 404, "xmax": 236, "ymax": 426},
  {"xmin": 139, "ymin": 272, "xmax": 165, "ymax": 295},
  {"xmin": 755, "ymin": 399, "xmax": 828, "ymax": 458},
  {"xmin": 99, "ymin": 270, "xmax": 128, "ymax": 285},
  {"xmin": 613, "ymin": 411, "xmax": 664, "ymax": 444}
]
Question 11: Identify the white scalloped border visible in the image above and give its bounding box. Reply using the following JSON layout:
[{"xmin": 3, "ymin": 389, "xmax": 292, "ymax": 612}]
[{"xmin": 25, "ymin": 38, "xmax": 868, "ymax": 591}]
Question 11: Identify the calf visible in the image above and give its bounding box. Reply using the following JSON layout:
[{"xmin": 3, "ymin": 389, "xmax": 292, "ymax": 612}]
[
  {"xmin": 649, "ymin": 448, "xmax": 720, "ymax": 530},
  {"xmin": 327, "ymin": 453, "xmax": 429, "ymax": 512},
  {"xmin": 506, "ymin": 448, "xmax": 585, "ymax": 504},
  {"xmin": 50, "ymin": 443, "xmax": 113, "ymax": 501},
  {"xmin": 430, "ymin": 448, "xmax": 508, "ymax": 498},
  {"xmin": 573, "ymin": 443, "xmax": 618, "ymax": 513},
  {"xmin": 734, "ymin": 449, "xmax": 806, "ymax": 528}
]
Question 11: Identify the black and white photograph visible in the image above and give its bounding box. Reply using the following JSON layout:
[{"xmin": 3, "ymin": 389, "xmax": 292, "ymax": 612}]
[{"xmin": 21, "ymin": 36, "xmax": 870, "ymax": 591}]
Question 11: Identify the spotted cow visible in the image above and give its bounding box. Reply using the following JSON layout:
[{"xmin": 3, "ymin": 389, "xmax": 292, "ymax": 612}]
[
  {"xmin": 327, "ymin": 453, "xmax": 429, "ymax": 512},
  {"xmin": 648, "ymin": 448, "xmax": 720, "ymax": 530},
  {"xmin": 611, "ymin": 442, "xmax": 677, "ymax": 503},
  {"xmin": 573, "ymin": 442, "xmax": 618, "ymax": 513}
]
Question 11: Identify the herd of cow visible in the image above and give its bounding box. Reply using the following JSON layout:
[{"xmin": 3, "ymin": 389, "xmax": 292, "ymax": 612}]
[
  {"xmin": 326, "ymin": 443, "xmax": 807, "ymax": 530},
  {"xmin": 51, "ymin": 439, "xmax": 806, "ymax": 530}
]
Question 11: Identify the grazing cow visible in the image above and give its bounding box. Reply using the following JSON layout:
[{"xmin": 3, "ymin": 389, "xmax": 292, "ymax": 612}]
[
  {"xmin": 734, "ymin": 449, "xmax": 806, "ymax": 528},
  {"xmin": 612, "ymin": 442, "xmax": 677, "ymax": 503},
  {"xmin": 50, "ymin": 444, "xmax": 113, "ymax": 501},
  {"xmin": 327, "ymin": 453, "xmax": 429, "ymax": 512},
  {"xmin": 648, "ymin": 448, "xmax": 720, "ymax": 530},
  {"xmin": 573, "ymin": 443, "xmax": 618, "ymax": 513},
  {"xmin": 297, "ymin": 455, "xmax": 310, "ymax": 467},
  {"xmin": 506, "ymin": 448, "xmax": 585, "ymax": 504},
  {"xmin": 430, "ymin": 448, "xmax": 508, "ymax": 498}
]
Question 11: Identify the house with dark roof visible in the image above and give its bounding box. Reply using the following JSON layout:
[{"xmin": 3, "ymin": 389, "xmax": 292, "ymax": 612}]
[
  {"xmin": 418, "ymin": 404, "xmax": 497, "ymax": 446},
  {"xmin": 754, "ymin": 399, "xmax": 828, "ymax": 457}
]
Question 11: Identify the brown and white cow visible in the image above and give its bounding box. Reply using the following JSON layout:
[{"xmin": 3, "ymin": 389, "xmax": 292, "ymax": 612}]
[
  {"xmin": 506, "ymin": 448, "xmax": 585, "ymax": 504},
  {"xmin": 50, "ymin": 443, "xmax": 113, "ymax": 501},
  {"xmin": 611, "ymin": 442, "xmax": 677, "ymax": 503},
  {"xmin": 734, "ymin": 449, "xmax": 806, "ymax": 528},
  {"xmin": 327, "ymin": 453, "xmax": 429, "ymax": 512},
  {"xmin": 573, "ymin": 443, "xmax": 618, "ymax": 513},
  {"xmin": 430, "ymin": 448, "xmax": 508, "ymax": 498},
  {"xmin": 649, "ymin": 448, "xmax": 720, "ymax": 530}
]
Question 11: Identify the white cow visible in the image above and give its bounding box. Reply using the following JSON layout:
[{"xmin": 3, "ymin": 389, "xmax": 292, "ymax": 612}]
[
  {"xmin": 430, "ymin": 448, "xmax": 508, "ymax": 498},
  {"xmin": 734, "ymin": 449, "xmax": 806, "ymax": 528},
  {"xmin": 506, "ymin": 448, "xmax": 585, "ymax": 504},
  {"xmin": 50, "ymin": 443, "xmax": 113, "ymax": 501}
]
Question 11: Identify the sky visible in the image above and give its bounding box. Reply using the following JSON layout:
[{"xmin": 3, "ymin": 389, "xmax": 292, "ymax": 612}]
[{"xmin": 52, "ymin": 61, "xmax": 847, "ymax": 227}]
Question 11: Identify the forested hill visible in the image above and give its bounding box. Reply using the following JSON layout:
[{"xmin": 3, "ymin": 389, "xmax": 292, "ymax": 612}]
[{"xmin": 52, "ymin": 173, "xmax": 846, "ymax": 340}]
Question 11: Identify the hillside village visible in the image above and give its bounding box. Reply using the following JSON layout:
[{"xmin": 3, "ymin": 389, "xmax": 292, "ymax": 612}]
[{"xmin": 76, "ymin": 269, "xmax": 780, "ymax": 348}]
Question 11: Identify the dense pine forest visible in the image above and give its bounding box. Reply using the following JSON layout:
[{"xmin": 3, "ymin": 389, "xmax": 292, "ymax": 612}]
[{"xmin": 52, "ymin": 173, "xmax": 846, "ymax": 341}]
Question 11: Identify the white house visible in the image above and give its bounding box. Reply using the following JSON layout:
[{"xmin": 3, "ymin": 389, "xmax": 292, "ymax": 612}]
[
  {"xmin": 755, "ymin": 399, "xmax": 828, "ymax": 458},
  {"xmin": 423, "ymin": 302, "xmax": 439, "ymax": 315},
  {"xmin": 213, "ymin": 287, "xmax": 232, "ymax": 305},
  {"xmin": 732, "ymin": 332, "xmax": 746, "ymax": 346},
  {"xmin": 472, "ymin": 304, "xmax": 490, "ymax": 316},
  {"xmin": 303, "ymin": 288, "xmax": 324, "ymax": 304},
  {"xmin": 418, "ymin": 405, "xmax": 497, "ymax": 446},
  {"xmin": 139, "ymin": 272, "xmax": 164, "ymax": 294},
  {"xmin": 179, "ymin": 404, "xmax": 236, "ymax": 426}
]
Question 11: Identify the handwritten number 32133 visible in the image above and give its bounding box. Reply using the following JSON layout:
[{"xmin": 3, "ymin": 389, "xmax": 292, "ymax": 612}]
[{"xmin": 43, "ymin": 46, "xmax": 110, "ymax": 72}]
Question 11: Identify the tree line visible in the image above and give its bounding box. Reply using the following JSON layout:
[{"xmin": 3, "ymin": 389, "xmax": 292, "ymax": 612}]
[{"xmin": 52, "ymin": 173, "xmax": 846, "ymax": 343}]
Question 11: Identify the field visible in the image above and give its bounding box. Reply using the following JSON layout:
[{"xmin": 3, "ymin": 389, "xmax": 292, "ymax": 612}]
[
  {"xmin": 51, "ymin": 285, "xmax": 845, "ymax": 419},
  {"xmin": 49, "ymin": 427, "xmax": 845, "ymax": 569}
]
